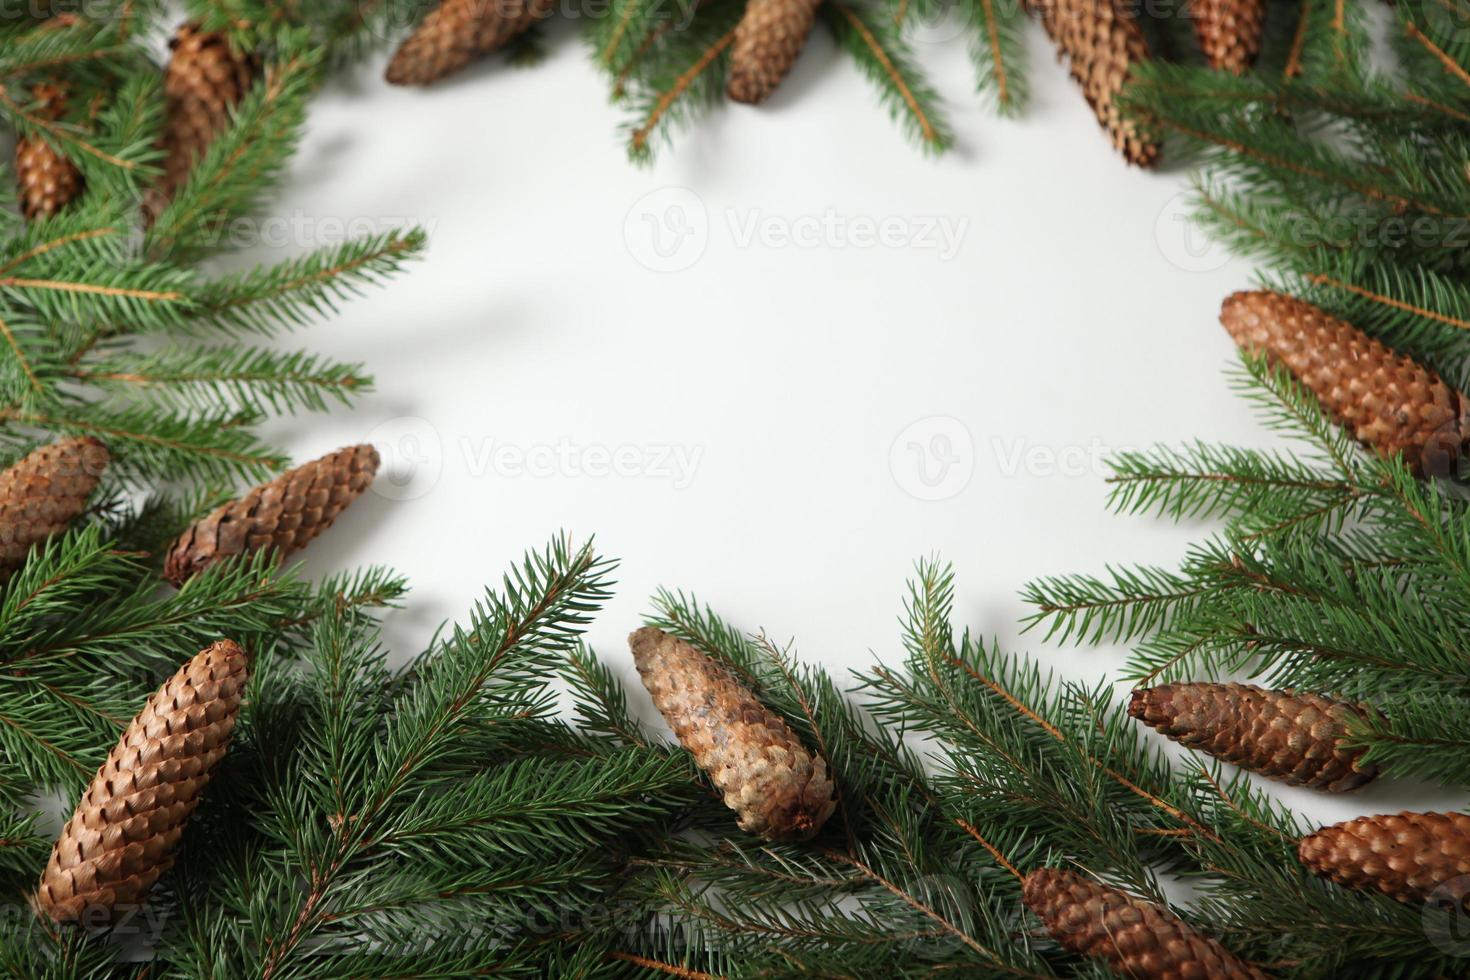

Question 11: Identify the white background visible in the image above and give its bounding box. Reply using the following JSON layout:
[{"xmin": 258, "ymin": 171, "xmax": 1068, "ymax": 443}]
[{"xmin": 238, "ymin": 21, "xmax": 1464, "ymax": 828}]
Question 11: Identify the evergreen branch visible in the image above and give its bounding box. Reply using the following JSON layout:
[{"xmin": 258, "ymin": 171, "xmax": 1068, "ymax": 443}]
[
  {"xmin": 2, "ymin": 406, "xmax": 286, "ymax": 483},
  {"xmin": 0, "ymin": 226, "xmax": 119, "ymax": 278},
  {"xmin": 184, "ymin": 228, "xmax": 427, "ymax": 336},
  {"xmin": 1404, "ymin": 19, "xmax": 1470, "ymax": 91},
  {"xmin": 75, "ymin": 345, "xmax": 372, "ymax": 415},
  {"xmin": 627, "ymin": 27, "xmax": 737, "ymax": 161},
  {"xmin": 819, "ymin": 848, "xmax": 1036, "ymax": 975},
  {"xmin": 826, "ymin": 2, "xmax": 953, "ymax": 153},
  {"xmin": 0, "ymin": 314, "xmax": 41, "ymax": 395},
  {"xmin": 1305, "ymin": 271, "xmax": 1470, "ymax": 333},
  {"xmin": 0, "ymin": 85, "xmax": 137, "ymax": 171},
  {"xmin": 146, "ymin": 48, "xmax": 321, "ymax": 260}
]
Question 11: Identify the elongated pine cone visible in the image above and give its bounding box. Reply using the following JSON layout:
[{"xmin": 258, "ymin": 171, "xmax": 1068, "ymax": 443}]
[
  {"xmin": 1031, "ymin": 0, "xmax": 1159, "ymax": 166},
  {"xmin": 0, "ymin": 437, "xmax": 108, "ymax": 582},
  {"xmin": 1299, "ymin": 811, "xmax": 1470, "ymax": 905},
  {"xmin": 630, "ymin": 627, "xmax": 837, "ymax": 841},
  {"xmin": 1129, "ymin": 683, "xmax": 1378, "ymax": 792},
  {"xmin": 147, "ymin": 23, "xmax": 255, "ymax": 216},
  {"xmin": 1191, "ymin": 0, "xmax": 1265, "ymax": 73},
  {"xmin": 726, "ymin": 0, "xmax": 823, "ymax": 104},
  {"xmin": 1023, "ymin": 868, "xmax": 1266, "ymax": 979},
  {"xmin": 38, "ymin": 640, "xmax": 249, "ymax": 923},
  {"xmin": 15, "ymin": 83, "xmax": 83, "ymax": 220},
  {"xmin": 385, "ymin": 0, "xmax": 555, "ymax": 85},
  {"xmin": 163, "ymin": 444, "xmax": 379, "ymax": 587},
  {"xmin": 1221, "ymin": 290, "xmax": 1470, "ymax": 477}
]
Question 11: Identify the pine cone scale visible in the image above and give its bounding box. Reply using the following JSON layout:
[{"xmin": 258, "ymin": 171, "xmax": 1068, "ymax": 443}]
[
  {"xmin": 386, "ymin": 0, "xmax": 555, "ymax": 85},
  {"xmin": 1221, "ymin": 290, "xmax": 1470, "ymax": 476},
  {"xmin": 630, "ymin": 627, "xmax": 836, "ymax": 841},
  {"xmin": 1299, "ymin": 811, "xmax": 1470, "ymax": 904},
  {"xmin": 38, "ymin": 640, "xmax": 249, "ymax": 923},
  {"xmin": 727, "ymin": 0, "xmax": 823, "ymax": 104},
  {"xmin": 1032, "ymin": 0, "xmax": 1159, "ymax": 166},
  {"xmin": 15, "ymin": 82, "xmax": 84, "ymax": 220},
  {"xmin": 1129, "ymin": 683, "xmax": 1379, "ymax": 792},
  {"xmin": 0, "ymin": 437, "xmax": 109, "ymax": 582},
  {"xmin": 1192, "ymin": 0, "xmax": 1266, "ymax": 72},
  {"xmin": 148, "ymin": 24, "xmax": 255, "ymax": 218},
  {"xmin": 1023, "ymin": 868, "xmax": 1266, "ymax": 978},
  {"xmin": 163, "ymin": 444, "xmax": 379, "ymax": 586}
]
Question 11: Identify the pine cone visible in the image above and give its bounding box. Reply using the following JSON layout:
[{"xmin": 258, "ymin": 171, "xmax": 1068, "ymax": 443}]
[
  {"xmin": 629, "ymin": 627, "xmax": 837, "ymax": 841},
  {"xmin": 1299, "ymin": 811, "xmax": 1470, "ymax": 905},
  {"xmin": 1129, "ymin": 683, "xmax": 1378, "ymax": 792},
  {"xmin": 37, "ymin": 640, "xmax": 249, "ymax": 923},
  {"xmin": 1191, "ymin": 0, "xmax": 1265, "ymax": 73},
  {"xmin": 1031, "ymin": 0, "xmax": 1159, "ymax": 166},
  {"xmin": 1221, "ymin": 290, "xmax": 1470, "ymax": 477},
  {"xmin": 146, "ymin": 23, "xmax": 255, "ymax": 217},
  {"xmin": 726, "ymin": 0, "xmax": 823, "ymax": 105},
  {"xmin": 385, "ymin": 0, "xmax": 555, "ymax": 85},
  {"xmin": 0, "ymin": 437, "xmax": 108, "ymax": 583},
  {"xmin": 15, "ymin": 83, "xmax": 83, "ymax": 220},
  {"xmin": 163, "ymin": 444, "xmax": 379, "ymax": 587},
  {"xmin": 1023, "ymin": 868, "xmax": 1266, "ymax": 979}
]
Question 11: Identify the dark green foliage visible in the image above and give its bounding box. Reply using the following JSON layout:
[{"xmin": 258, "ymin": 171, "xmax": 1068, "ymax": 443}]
[
  {"xmin": 1030, "ymin": 7, "xmax": 1470, "ymax": 789},
  {"xmin": 2, "ymin": 3, "xmax": 1464, "ymax": 977},
  {"xmin": 0, "ymin": 9, "xmax": 425, "ymax": 488}
]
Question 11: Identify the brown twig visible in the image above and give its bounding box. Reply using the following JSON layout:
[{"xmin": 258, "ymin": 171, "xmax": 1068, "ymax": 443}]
[{"xmin": 629, "ymin": 29, "xmax": 737, "ymax": 154}]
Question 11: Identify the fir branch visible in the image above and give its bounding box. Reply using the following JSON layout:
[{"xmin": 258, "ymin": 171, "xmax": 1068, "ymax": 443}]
[
  {"xmin": 2, "ymin": 404, "xmax": 286, "ymax": 483},
  {"xmin": 184, "ymin": 228, "xmax": 427, "ymax": 336},
  {"xmin": 625, "ymin": 23, "xmax": 739, "ymax": 162},
  {"xmin": 146, "ymin": 45, "xmax": 322, "ymax": 260},
  {"xmin": 825, "ymin": 1, "xmax": 953, "ymax": 153},
  {"xmin": 74, "ymin": 345, "xmax": 372, "ymax": 416}
]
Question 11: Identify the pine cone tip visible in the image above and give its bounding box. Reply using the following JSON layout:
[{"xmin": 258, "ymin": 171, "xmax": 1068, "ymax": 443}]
[
  {"xmin": 1299, "ymin": 811, "xmax": 1470, "ymax": 905},
  {"xmin": 1129, "ymin": 682, "xmax": 1378, "ymax": 792},
  {"xmin": 631, "ymin": 626, "xmax": 837, "ymax": 841},
  {"xmin": 1221, "ymin": 289, "xmax": 1470, "ymax": 478},
  {"xmin": 38, "ymin": 639, "xmax": 248, "ymax": 924},
  {"xmin": 1024, "ymin": 867, "xmax": 1265, "ymax": 978},
  {"xmin": 163, "ymin": 444, "xmax": 379, "ymax": 587},
  {"xmin": 1, "ymin": 437, "xmax": 110, "ymax": 582}
]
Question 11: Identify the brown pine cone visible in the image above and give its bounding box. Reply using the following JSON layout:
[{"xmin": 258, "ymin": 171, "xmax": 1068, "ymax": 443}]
[
  {"xmin": 1299, "ymin": 811, "xmax": 1470, "ymax": 905},
  {"xmin": 15, "ymin": 83, "xmax": 83, "ymax": 220},
  {"xmin": 1031, "ymin": 0, "xmax": 1159, "ymax": 166},
  {"xmin": 0, "ymin": 437, "xmax": 108, "ymax": 583},
  {"xmin": 385, "ymin": 0, "xmax": 555, "ymax": 86},
  {"xmin": 146, "ymin": 23, "xmax": 255, "ymax": 217},
  {"xmin": 1023, "ymin": 868, "xmax": 1266, "ymax": 979},
  {"xmin": 726, "ymin": 0, "xmax": 823, "ymax": 105},
  {"xmin": 1129, "ymin": 683, "xmax": 1378, "ymax": 792},
  {"xmin": 1191, "ymin": 0, "xmax": 1265, "ymax": 73},
  {"xmin": 37, "ymin": 640, "xmax": 249, "ymax": 923},
  {"xmin": 1221, "ymin": 290, "xmax": 1470, "ymax": 477},
  {"xmin": 629, "ymin": 627, "xmax": 836, "ymax": 841},
  {"xmin": 163, "ymin": 444, "xmax": 379, "ymax": 587}
]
